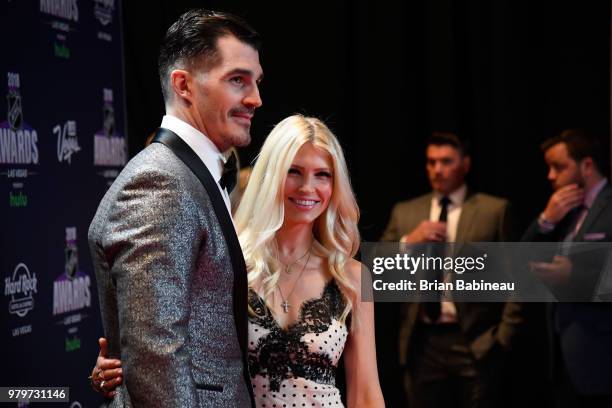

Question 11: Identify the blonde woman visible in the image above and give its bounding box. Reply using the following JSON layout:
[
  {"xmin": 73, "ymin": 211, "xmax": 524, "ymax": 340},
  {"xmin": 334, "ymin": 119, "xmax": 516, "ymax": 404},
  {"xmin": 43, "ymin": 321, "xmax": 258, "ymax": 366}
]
[{"xmin": 90, "ymin": 115, "xmax": 385, "ymax": 407}]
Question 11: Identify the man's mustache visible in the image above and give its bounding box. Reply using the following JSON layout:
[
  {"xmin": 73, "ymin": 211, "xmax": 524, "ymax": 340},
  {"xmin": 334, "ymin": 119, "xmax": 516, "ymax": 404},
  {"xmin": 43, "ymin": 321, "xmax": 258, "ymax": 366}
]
[{"xmin": 229, "ymin": 108, "xmax": 255, "ymax": 116}]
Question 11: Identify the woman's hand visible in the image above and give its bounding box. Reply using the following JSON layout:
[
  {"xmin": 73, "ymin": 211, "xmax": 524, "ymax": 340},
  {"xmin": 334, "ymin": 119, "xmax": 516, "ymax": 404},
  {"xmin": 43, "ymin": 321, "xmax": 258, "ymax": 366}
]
[{"xmin": 89, "ymin": 337, "xmax": 123, "ymax": 398}]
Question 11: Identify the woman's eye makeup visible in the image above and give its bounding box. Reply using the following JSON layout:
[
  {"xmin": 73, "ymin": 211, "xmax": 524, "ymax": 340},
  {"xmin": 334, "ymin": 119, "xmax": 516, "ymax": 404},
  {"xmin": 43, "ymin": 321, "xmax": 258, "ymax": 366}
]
[{"xmin": 288, "ymin": 167, "xmax": 332, "ymax": 178}]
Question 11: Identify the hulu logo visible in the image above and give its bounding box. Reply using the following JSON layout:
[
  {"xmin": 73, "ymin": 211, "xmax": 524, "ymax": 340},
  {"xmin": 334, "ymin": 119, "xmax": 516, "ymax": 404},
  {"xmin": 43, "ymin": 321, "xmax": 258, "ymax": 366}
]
[
  {"xmin": 54, "ymin": 42, "xmax": 70, "ymax": 59},
  {"xmin": 65, "ymin": 336, "xmax": 81, "ymax": 352},
  {"xmin": 9, "ymin": 191, "xmax": 27, "ymax": 207}
]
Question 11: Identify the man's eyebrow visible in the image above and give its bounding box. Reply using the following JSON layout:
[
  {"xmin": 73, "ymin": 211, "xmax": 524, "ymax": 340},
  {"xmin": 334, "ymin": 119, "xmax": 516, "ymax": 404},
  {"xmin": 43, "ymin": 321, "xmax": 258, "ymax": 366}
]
[{"xmin": 226, "ymin": 68, "xmax": 264, "ymax": 82}]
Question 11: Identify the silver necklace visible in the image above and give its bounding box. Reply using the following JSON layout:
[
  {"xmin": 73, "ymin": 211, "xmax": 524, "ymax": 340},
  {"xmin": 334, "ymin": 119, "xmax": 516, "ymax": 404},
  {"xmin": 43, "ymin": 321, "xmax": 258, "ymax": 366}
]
[
  {"xmin": 277, "ymin": 247, "xmax": 312, "ymax": 313},
  {"xmin": 278, "ymin": 245, "xmax": 311, "ymax": 275}
]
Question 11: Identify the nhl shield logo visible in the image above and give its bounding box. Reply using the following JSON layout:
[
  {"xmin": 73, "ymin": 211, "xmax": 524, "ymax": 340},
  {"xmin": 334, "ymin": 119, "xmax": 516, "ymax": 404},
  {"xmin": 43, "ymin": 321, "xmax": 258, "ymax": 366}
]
[
  {"xmin": 7, "ymin": 90, "xmax": 22, "ymax": 130},
  {"xmin": 103, "ymin": 103, "xmax": 115, "ymax": 136},
  {"xmin": 65, "ymin": 244, "xmax": 78, "ymax": 280}
]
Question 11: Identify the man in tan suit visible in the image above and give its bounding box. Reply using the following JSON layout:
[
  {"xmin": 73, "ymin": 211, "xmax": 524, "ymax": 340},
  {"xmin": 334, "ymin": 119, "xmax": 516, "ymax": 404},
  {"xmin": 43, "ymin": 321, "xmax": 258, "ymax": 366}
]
[{"xmin": 382, "ymin": 132, "xmax": 522, "ymax": 408}]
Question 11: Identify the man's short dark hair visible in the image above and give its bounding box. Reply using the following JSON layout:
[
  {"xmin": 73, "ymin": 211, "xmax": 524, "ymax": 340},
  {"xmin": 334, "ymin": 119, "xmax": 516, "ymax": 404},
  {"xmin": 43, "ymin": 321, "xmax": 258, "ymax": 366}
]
[
  {"xmin": 541, "ymin": 129, "xmax": 607, "ymax": 175},
  {"xmin": 426, "ymin": 132, "xmax": 470, "ymax": 156},
  {"xmin": 158, "ymin": 9, "xmax": 261, "ymax": 102}
]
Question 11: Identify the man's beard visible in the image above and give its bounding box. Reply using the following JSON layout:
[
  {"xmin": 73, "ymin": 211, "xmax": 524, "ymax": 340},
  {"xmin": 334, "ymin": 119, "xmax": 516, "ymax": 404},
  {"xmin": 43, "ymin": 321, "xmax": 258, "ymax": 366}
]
[
  {"xmin": 230, "ymin": 130, "xmax": 251, "ymax": 147},
  {"xmin": 228, "ymin": 108, "xmax": 254, "ymax": 147}
]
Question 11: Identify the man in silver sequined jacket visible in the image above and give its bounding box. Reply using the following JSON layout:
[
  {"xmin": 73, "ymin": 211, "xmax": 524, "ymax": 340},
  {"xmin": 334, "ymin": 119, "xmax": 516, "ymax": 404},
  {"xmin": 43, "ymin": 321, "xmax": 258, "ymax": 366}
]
[{"xmin": 88, "ymin": 9, "xmax": 263, "ymax": 407}]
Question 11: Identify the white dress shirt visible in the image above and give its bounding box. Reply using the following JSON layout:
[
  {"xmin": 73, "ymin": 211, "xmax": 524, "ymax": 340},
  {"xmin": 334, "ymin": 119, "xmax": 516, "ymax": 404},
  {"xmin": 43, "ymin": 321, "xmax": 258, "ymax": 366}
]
[
  {"xmin": 429, "ymin": 184, "xmax": 467, "ymax": 242},
  {"xmin": 160, "ymin": 115, "xmax": 232, "ymax": 214},
  {"xmin": 427, "ymin": 184, "xmax": 468, "ymax": 322}
]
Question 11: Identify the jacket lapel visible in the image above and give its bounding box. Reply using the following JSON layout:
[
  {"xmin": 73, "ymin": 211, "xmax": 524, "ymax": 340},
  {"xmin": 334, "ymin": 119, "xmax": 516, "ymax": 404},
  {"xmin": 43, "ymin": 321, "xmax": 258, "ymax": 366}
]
[
  {"xmin": 456, "ymin": 191, "xmax": 478, "ymax": 243},
  {"xmin": 152, "ymin": 128, "xmax": 254, "ymax": 406},
  {"xmin": 413, "ymin": 193, "xmax": 433, "ymax": 230}
]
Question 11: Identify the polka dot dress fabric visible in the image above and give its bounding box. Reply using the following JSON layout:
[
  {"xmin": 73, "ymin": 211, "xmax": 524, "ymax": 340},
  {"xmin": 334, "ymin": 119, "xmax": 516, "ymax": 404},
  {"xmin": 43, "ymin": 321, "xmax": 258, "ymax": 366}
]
[
  {"xmin": 248, "ymin": 281, "xmax": 349, "ymax": 408},
  {"xmin": 252, "ymin": 371, "xmax": 345, "ymax": 407}
]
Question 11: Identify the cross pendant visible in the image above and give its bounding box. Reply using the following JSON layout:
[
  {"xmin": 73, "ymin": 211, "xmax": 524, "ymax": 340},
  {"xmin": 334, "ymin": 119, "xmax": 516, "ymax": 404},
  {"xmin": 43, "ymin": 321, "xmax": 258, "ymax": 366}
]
[{"xmin": 281, "ymin": 300, "xmax": 290, "ymax": 313}]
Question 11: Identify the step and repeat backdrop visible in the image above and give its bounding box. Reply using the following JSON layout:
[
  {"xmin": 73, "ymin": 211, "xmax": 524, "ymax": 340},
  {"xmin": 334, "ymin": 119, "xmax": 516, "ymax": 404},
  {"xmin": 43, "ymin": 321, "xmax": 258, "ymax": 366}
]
[{"xmin": 1, "ymin": 1, "xmax": 126, "ymax": 407}]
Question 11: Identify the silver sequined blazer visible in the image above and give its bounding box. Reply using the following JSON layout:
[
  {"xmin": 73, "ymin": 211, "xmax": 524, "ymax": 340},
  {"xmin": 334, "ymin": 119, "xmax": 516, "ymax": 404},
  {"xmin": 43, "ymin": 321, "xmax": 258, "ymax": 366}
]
[{"xmin": 89, "ymin": 135, "xmax": 252, "ymax": 408}]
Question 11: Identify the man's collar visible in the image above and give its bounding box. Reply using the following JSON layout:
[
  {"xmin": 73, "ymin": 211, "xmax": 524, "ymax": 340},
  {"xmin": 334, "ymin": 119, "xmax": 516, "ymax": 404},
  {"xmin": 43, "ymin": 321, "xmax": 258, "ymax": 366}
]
[
  {"xmin": 434, "ymin": 184, "xmax": 467, "ymax": 206},
  {"xmin": 160, "ymin": 115, "xmax": 225, "ymax": 181}
]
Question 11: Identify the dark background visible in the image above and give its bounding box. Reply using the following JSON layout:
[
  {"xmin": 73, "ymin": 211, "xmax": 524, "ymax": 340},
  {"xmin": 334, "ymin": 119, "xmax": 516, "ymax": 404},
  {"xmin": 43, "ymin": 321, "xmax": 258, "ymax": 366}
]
[
  {"xmin": 2, "ymin": 1, "xmax": 126, "ymax": 406},
  {"xmin": 122, "ymin": 1, "xmax": 610, "ymax": 406}
]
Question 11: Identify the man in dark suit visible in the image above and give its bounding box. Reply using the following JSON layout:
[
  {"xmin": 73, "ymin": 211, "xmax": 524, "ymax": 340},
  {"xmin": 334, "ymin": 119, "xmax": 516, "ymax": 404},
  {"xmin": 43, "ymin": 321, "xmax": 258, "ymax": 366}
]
[
  {"xmin": 88, "ymin": 10, "xmax": 263, "ymax": 407},
  {"xmin": 522, "ymin": 129, "xmax": 612, "ymax": 407},
  {"xmin": 382, "ymin": 132, "xmax": 522, "ymax": 408}
]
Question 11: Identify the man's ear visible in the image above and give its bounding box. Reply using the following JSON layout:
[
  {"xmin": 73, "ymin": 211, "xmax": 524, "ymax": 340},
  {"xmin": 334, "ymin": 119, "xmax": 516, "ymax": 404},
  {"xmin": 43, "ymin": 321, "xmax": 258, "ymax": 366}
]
[
  {"xmin": 579, "ymin": 157, "xmax": 595, "ymax": 177},
  {"xmin": 169, "ymin": 69, "xmax": 192, "ymax": 102}
]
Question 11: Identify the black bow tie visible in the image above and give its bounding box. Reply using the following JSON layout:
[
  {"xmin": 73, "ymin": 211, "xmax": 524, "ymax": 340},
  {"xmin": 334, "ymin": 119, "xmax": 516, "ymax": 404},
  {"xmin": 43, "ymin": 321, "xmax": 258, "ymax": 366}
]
[{"xmin": 219, "ymin": 152, "xmax": 238, "ymax": 194}]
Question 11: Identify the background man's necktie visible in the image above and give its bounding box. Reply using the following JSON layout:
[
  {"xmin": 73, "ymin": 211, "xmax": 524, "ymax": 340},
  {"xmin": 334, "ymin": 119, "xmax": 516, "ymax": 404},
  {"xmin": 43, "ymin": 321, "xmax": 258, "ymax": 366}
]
[
  {"xmin": 565, "ymin": 205, "xmax": 588, "ymax": 242},
  {"xmin": 424, "ymin": 196, "xmax": 451, "ymax": 322}
]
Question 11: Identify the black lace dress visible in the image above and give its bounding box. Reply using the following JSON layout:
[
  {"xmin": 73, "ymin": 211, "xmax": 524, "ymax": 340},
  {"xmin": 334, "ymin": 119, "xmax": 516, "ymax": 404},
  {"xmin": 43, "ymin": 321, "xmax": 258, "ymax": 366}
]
[{"xmin": 248, "ymin": 280, "xmax": 349, "ymax": 408}]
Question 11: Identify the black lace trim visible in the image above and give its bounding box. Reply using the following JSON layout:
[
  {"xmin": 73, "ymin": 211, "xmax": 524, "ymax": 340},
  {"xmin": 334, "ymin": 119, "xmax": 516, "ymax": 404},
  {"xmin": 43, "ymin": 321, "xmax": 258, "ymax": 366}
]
[{"xmin": 248, "ymin": 280, "xmax": 348, "ymax": 392}]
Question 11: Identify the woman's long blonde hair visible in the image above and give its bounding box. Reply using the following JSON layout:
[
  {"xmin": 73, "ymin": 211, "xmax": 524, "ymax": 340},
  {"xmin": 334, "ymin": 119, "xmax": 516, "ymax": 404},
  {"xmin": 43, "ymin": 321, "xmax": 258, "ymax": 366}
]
[{"xmin": 234, "ymin": 115, "xmax": 360, "ymax": 323}]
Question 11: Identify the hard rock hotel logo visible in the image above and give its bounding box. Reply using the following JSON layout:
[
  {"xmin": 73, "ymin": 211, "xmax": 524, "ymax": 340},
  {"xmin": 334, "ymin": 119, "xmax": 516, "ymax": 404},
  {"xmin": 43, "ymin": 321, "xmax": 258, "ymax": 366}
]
[
  {"xmin": 4, "ymin": 263, "xmax": 38, "ymax": 318},
  {"xmin": 94, "ymin": 88, "xmax": 126, "ymax": 168}
]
